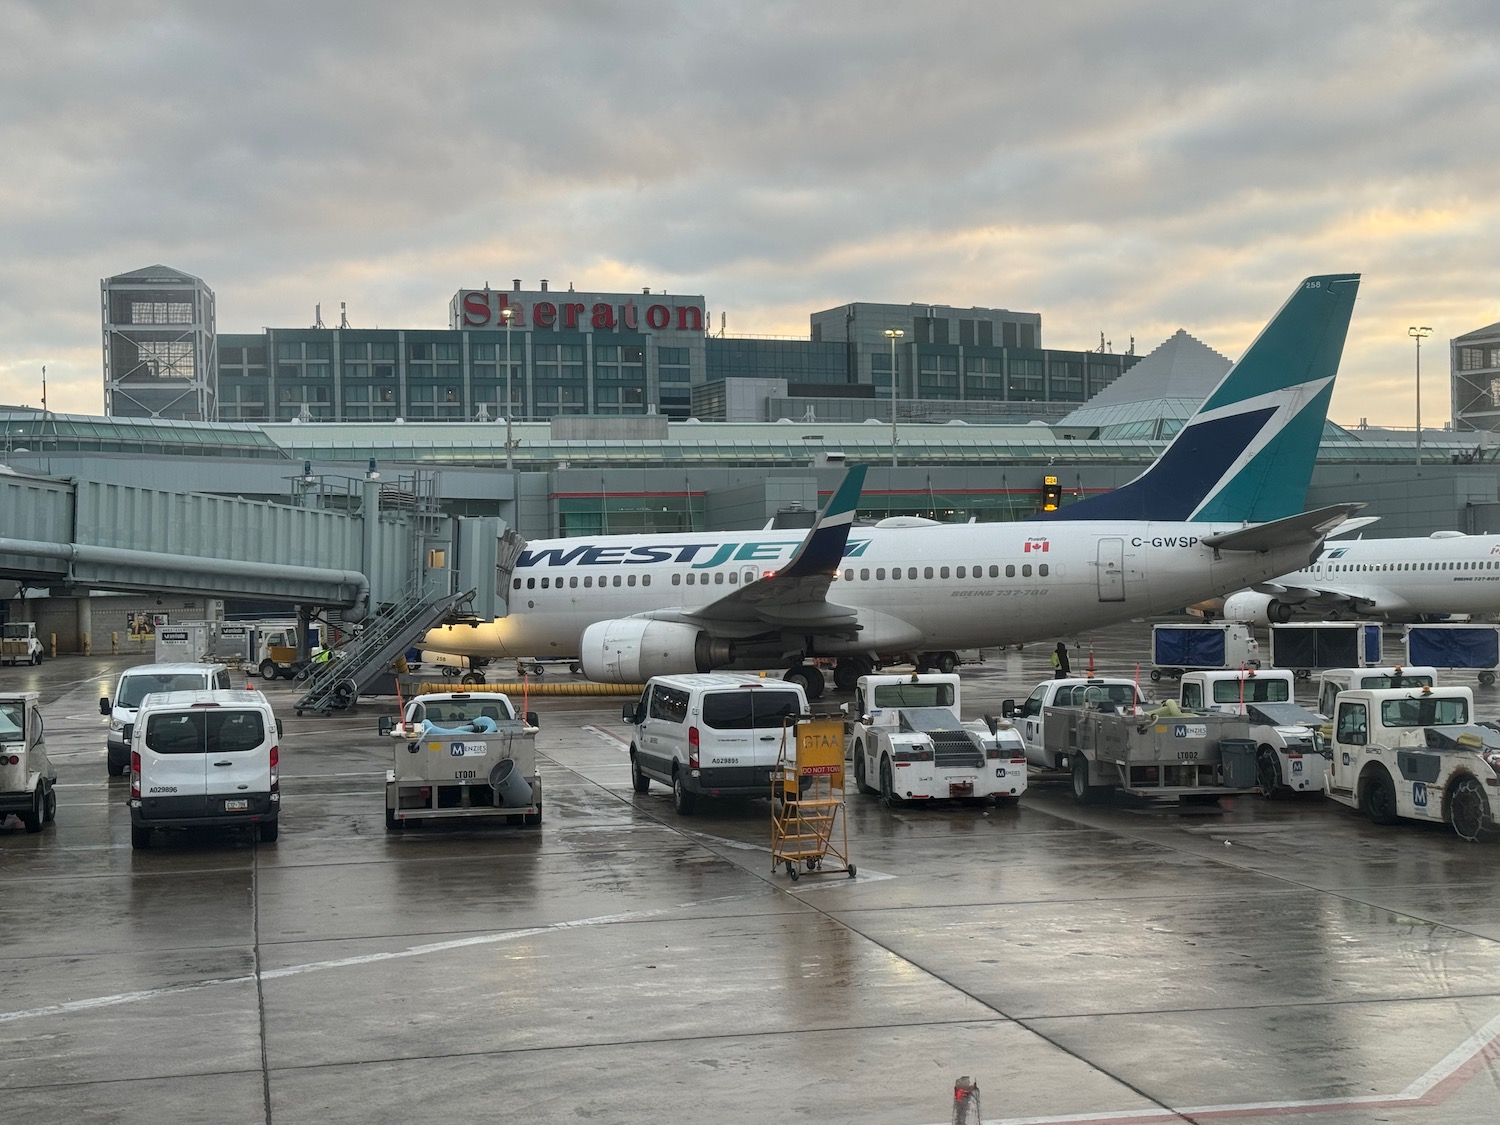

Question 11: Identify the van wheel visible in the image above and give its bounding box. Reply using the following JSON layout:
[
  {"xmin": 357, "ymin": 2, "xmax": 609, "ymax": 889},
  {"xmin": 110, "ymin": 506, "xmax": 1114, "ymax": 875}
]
[
  {"xmin": 32, "ymin": 650, "xmax": 42, "ymax": 666},
  {"xmin": 630, "ymin": 751, "xmax": 651, "ymax": 794},
  {"xmin": 258, "ymin": 819, "xmax": 279, "ymax": 843},
  {"xmin": 107, "ymin": 749, "xmax": 127, "ymax": 778},
  {"xmin": 1256, "ymin": 747, "xmax": 1283, "ymax": 799},
  {"xmin": 259, "ymin": 660, "xmax": 278, "ymax": 681},
  {"xmin": 1363, "ymin": 769, "xmax": 1399, "ymax": 826},
  {"xmin": 1449, "ymin": 776, "xmax": 1491, "ymax": 842},
  {"xmin": 672, "ymin": 771, "xmax": 697, "ymax": 815},
  {"xmin": 131, "ymin": 825, "xmax": 151, "ymax": 850},
  {"xmin": 853, "ymin": 746, "xmax": 877, "ymax": 795}
]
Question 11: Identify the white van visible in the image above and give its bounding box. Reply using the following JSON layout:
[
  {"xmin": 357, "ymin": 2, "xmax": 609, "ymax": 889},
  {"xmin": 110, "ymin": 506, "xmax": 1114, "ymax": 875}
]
[
  {"xmin": 128, "ymin": 690, "xmax": 281, "ymax": 849},
  {"xmin": 101, "ymin": 663, "xmax": 232, "ymax": 777},
  {"xmin": 621, "ymin": 673, "xmax": 807, "ymax": 815}
]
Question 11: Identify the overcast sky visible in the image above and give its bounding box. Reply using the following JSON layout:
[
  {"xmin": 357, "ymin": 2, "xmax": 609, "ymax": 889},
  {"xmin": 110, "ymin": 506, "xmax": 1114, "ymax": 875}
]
[{"xmin": 2, "ymin": 0, "xmax": 1497, "ymax": 428}]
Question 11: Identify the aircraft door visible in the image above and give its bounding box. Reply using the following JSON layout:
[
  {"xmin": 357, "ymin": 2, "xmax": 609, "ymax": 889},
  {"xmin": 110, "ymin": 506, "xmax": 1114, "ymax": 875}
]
[{"xmin": 1097, "ymin": 538, "xmax": 1125, "ymax": 602}]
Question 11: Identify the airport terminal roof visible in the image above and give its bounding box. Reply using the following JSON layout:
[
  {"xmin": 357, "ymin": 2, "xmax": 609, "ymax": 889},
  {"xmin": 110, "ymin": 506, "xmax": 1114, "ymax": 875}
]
[{"xmin": 1056, "ymin": 330, "xmax": 1233, "ymax": 439}]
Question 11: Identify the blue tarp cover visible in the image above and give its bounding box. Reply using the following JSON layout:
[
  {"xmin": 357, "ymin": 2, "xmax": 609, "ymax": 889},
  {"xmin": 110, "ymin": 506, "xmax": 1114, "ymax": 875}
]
[
  {"xmin": 1407, "ymin": 627, "xmax": 1500, "ymax": 670},
  {"xmin": 1153, "ymin": 628, "xmax": 1227, "ymax": 667}
]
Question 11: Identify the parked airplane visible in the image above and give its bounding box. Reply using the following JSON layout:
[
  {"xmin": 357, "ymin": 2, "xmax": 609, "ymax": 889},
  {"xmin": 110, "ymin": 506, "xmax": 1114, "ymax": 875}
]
[
  {"xmin": 425, "ymin": 273, "xmax": 1363, "ymax": 697},
  {"xmin": 1212, "ymin": 530, "xmax": 1500, "ymax": 624}
]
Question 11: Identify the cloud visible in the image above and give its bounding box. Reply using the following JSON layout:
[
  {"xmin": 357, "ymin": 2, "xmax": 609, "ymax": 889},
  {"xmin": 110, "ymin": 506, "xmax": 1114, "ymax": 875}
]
[{"xmin": 2, "ymin": 0, "xmax": 1499, "ymax": 424}]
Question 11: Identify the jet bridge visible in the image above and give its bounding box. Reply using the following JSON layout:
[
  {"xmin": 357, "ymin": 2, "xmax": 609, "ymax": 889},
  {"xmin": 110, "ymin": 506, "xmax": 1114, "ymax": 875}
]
[{"xmin": 0, "ymin": 464, "xmax": 518, "ymax": 650}]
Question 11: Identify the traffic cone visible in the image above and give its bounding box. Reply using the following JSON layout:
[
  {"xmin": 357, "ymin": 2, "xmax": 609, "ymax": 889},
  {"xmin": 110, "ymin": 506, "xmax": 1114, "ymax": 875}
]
[{"xmin": 1086, "ymin": 642, "xmax": 1096, "ymax": 675}]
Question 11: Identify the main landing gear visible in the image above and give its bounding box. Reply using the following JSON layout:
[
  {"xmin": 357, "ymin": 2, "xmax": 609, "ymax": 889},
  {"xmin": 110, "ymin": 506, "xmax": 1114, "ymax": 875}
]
[{"xmin": 784, "ymin": 663, "xmax": 825, "ymax": 700}]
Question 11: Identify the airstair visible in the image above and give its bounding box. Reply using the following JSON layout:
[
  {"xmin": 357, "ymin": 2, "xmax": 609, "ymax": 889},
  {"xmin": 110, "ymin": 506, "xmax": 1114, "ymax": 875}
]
[{"xmin": 294, "ymin": 572, "xmax": 477, "ymax": 715}]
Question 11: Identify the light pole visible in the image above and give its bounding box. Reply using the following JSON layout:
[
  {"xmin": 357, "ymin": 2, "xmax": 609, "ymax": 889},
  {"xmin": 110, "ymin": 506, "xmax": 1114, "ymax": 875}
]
[
  {"xmin": 501, "ymin": 306, "xmax": 516, "ymax": 472},
  {"xmin": 884, "ymin": 328, "xmax": 904, "ymax": 468},
  {"xmin": 1409, "ymin": 325, "xmax": 1431, "ymax": 466}
]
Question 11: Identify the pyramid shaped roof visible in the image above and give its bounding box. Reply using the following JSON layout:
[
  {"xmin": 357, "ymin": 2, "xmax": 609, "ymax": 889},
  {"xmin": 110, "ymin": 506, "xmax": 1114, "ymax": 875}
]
[
  {"xmin": 107, "ymin": 264, "xmax": 205, "ymax": 285},
  {"xmin": 1056, "ymin": 329, "xmax": 1232, "ymax": 438},
  {"xmin": 1455, "ymin": 320, "xmax": 1500, "ymax": 343}
]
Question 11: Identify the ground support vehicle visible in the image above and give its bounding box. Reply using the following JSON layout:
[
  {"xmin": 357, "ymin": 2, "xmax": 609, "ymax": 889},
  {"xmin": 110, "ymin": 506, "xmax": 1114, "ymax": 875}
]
[
  {"xmin": 1045, "ymin": 705, "xmax": 1257, "ymax": 805},
  {"xmin": 1179, "ymin": 669, "xmax": 1328, "ymax": 797},
  {"xmin": 100, "ymin": 663, "xmax": 233, "ymax": 778},
  {"xmin": 381, "ymin": 691, "xmax": 541, "ymax": 829},
  {"xmin": 1404, "ymin": 623, "xmax": 1500, "ymax": 687},
  {"xmin": 1270, "ymin": 621, "xmax": 1383, "ymax": 680},
  {"xmin": 621, "ymin": 674, "xmax": 807, "ymax": 815},
  {"xmin": 1150, "ymin": 623, "xmax": 1260, "ymax": 681},
  {"xmin": 128, "ymin": 690, "xmax": 281, "ymax": 849},
  {"xmin": 848, "ymin": 672, "xmax": 1027, "ymax": 807},
  {"xmin": 1314, "ymin": 666, "xmax": 1438, "ymax": 720},
  {"xmin": 420, "ymin": 649, "xmax": 494, "ymax": 685},
  {"xmin": 254, "ymin": 622, "xmax": 327, "ymax": 681},
  {"xmin": 1324, "ymin": 685, "xmax": 1498, "ymax": 841},
  {"xmin": 515, "ymin": 657, "xmax": 584, "ymax": 676},
  {"xmin": 1002, "ymin": 677, "xmax": 1146, "ymax": 769},
  {"xmin": 1, "ymin": 622, "xmax": 44, "ymax": 666},
  {"xmin": 771, "ymin": 715, "xmax": 854, "ymax": 881},
  {"xmin": 0, "ymin": 692, "xmax": 54, "ymax": 833}
]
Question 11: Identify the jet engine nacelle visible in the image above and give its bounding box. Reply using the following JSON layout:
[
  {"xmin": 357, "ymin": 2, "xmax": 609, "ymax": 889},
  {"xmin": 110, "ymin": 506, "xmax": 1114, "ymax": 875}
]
[
  {"xmin": 1221, "ymin": 590, "xmax": 1294, "ymax": 625},
  {"xmin": 580, "ymin": 619, "xmax": 733, "ymax": 683}
]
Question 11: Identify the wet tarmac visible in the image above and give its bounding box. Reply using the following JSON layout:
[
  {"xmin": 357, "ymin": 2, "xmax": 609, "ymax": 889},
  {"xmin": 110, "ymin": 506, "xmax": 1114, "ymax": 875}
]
[{"xmin": 3, "ymin": 620, "xmax": 1500, "ymax": 1124}]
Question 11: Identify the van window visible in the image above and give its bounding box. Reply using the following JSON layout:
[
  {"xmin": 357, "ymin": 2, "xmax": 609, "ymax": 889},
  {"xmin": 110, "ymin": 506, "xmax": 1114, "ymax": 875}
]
[
  {"xmin": 119, "ymin": 672, "xmax": 214, "ymax": 709},
  {"xmin": 208, "ymin": 711, "xmax": 266, "ymax": 752},
  {"xmin": 1182, "ymin": 683, "xmax": 1202, "ymax": 709},
  {"xmin": 648, "ymin": 686, "xmax": 690, "ymax": 724},
  {"xmin": 144, "ymin": 712, "xmax": 207, "ymax": 754},
  {"xmin": 700, "ymin": 690, "xmax": 802, "ymax": 731}
]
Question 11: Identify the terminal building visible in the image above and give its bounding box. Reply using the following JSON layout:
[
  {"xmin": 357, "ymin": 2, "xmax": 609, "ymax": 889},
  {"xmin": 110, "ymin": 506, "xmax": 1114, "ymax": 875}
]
[{"xmin": 101, "ymin": 267, "xmax": 1141, "ymax": 427}]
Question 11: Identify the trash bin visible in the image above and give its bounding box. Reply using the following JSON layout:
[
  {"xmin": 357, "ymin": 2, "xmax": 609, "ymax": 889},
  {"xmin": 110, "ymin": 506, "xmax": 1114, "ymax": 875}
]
[
  {"xmin": 489, "ymin": 757, "xmax": 535, "ymax": 807},
  {"xmin": 1218, "ymin": 738, "xmax": 1257, "ymax": 789}
]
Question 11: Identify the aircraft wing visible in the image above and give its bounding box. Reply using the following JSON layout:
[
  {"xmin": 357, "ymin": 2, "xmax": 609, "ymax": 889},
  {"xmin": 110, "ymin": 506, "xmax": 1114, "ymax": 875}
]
[
  {"xmin": 1249, "ymin": 581, "xmax": 1380, "ymax": 614},
  {"xmin": 641, "ymin": 465, "xmax": 867, "ymax": 637},
  {"xmin": 1325, "ymin": 515, "xmax": 1381, "ymax": 538},
  {"xmin": 1201, "ymin": 503, "xmax": 1365, "ymax": 554}
]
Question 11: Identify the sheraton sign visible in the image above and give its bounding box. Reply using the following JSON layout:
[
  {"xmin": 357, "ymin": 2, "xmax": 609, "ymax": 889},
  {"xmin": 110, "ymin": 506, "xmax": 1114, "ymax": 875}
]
[{"xmin": 452, "ymin": 288, "xmax": 706, "ymax": 333}]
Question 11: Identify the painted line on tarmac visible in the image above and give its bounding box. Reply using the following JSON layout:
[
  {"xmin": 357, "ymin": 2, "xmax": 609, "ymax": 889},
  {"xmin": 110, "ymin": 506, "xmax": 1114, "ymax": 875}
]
[
  {"xmin": 583, "ymin": 724, "xmax": 630, "ymax": 750},
  {"xmin": 931, "ymin": 1006, "xmax": 1500, "ymax": 1124},
  {"xmin": 0, "ymin": 892, "xmax": 758, "ymax": 1026}
]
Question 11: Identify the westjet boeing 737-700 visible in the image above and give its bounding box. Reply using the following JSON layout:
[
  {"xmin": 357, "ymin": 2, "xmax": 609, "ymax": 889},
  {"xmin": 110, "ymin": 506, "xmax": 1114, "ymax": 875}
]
[
  {"xmin": 425, "ymin": 273, "xmax": 1364, "ymax": 697},
  {"xmin": 1212, "ymin": 530, "xmax": 1500, "ymax": 624}
]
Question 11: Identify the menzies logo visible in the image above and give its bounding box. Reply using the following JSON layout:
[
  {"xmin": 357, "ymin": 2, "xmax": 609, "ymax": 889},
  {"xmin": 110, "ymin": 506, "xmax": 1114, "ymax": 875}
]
[{"xmin": 519, "ymin": 538, "xmax": 873, "ymax": 570}]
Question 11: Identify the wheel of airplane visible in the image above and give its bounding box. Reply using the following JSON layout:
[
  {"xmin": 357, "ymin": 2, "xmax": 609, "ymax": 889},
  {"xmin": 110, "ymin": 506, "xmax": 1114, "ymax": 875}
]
[
  {"xmin": 935, "ymin": 652, "xmax": 958, "ymax": 675},
  {"xmin": 833, "ymin": 660, "xmax": 862, "ymax": 693},
  {"xmin": 785, "ymin": 664, "xmax": 825, "ymax": 700}
]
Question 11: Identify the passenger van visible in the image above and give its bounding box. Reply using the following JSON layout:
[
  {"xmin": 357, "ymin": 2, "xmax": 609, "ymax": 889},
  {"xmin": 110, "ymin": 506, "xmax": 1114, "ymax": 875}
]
[
  {"xmin": 621, "ymin": 673, "xmax": 807, "ymax": 815},
  {"xmin": 128, "ymin": 690, "xmax": 281, "ymax": 849},
  {"xmin": 101, "ymin": 663, "xmax": 232, "ymax": 777}
]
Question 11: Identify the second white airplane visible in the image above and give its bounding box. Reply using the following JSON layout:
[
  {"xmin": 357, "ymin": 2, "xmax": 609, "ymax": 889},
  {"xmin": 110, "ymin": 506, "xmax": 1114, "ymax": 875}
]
[
  {"xmin": 1214, "ymin": 530, "xmax": 1500, "ymax": 624},
  {"xmin": 426, "ymin": 273, "xmax": 1364, "ymax": 697}
]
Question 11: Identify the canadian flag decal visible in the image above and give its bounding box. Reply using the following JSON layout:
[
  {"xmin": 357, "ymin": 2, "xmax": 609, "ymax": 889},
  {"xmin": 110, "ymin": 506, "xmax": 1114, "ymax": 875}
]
[{"xmin": 1023, "ymin": 538, "xmax": 1049, "ymax": 553}]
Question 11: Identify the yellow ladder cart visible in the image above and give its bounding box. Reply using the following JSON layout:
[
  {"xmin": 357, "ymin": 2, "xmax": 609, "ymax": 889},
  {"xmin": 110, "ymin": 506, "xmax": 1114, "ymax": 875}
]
[{"xmin": 771, "ymin": 715, "xmax": 856, "ymax": 882}]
